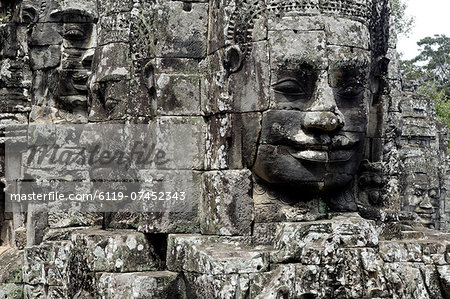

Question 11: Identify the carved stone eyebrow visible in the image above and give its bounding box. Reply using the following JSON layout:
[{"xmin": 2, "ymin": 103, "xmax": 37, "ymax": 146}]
[
  {"xmin": 329, "ymin": 60, "xmax": 369, "ymax": 72},
  {"xmin": 276, "ymin": 58, "xmax": 319, "ymax": 71},
  {"xmin": 328, "ymin": 61, "xmax": 370, "ymax": 88}
]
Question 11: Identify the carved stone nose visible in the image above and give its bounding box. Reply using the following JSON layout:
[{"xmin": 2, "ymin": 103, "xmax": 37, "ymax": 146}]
[
  {"xmin": 304, "ymin": 72, "xmax": 345, "ymax": 132},
  {"xmin": 81, "ymin": 48, "xmax": 95, "ymax": 68},
  {"xmin": 418, "ymin": 197, "xmax": 433, "ymax": 210},
  {"xmin": 303, "ymin": 110, "xmax": 345, "ymax": 132}
]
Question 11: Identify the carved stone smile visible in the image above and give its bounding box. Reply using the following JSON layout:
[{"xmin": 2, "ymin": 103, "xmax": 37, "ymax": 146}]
[{"xmin": 288, "ymin": 148, "xmax": 354, "ymax": 162}]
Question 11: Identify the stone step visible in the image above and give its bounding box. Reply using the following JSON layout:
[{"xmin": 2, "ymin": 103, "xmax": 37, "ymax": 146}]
[
  {"xmin": 0, "ymin": 283, "xmax": 24, "ymax": 298},
  {"xmin": 167, "ymin": 234, "xmax": 271, "ymax": 275},
  {"xmin": 401, "ymin": 230, "xmax": 425, "ymax": 239},
  {"xmin": 23, "ymin": 228, "xmax": 165, "ymax": 295},
  {"xmin": 96, "ymin": 271, "xmax": 183, "ymax": 299},
  {"xmin": 70, "ymin": 228, "xmax": 164, "ymax": 273}
]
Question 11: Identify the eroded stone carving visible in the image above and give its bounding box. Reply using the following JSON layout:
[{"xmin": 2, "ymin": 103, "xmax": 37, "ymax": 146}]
[
  {"xmin": 1, "ymin": 0, "xmax": 450, "ymax": 298},
  {"xmin": 218, "ymin": 0, "xmax": 388, "ymax": 213}
]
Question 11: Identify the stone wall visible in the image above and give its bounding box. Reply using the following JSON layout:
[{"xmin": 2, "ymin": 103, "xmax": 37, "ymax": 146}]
[{"xmin": 0, "ymin": 0, "xmax": 450, "ymax": 298}]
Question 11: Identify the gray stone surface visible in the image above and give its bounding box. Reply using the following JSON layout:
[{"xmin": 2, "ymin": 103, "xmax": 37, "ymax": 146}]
[
  {"xmin": 167, "ymin": 234, "xmax": 269, "ymax": 275},
  {"xmin": 201, "ymin": 170, "xmax": 254, "ymax": 235},
  {"xmin": 1, "ymin": 0, "xmax": 450, "ymax": 298},
  {"xmin": 97, "ymin": 271, "xmax": 184, "ymax": 299},
  {"xmin": 70, "ymin": 229, "xmax": 163, "ymax": 273}
]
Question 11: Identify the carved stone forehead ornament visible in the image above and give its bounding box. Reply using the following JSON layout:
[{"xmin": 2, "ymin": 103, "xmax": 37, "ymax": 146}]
[
  {"xmin": 225, "ymin": 0, "xmax": 382, "ymax": 71},
  {"xmin": 266, "ymin": 0, "xmax": 373, "ymax": 20}
]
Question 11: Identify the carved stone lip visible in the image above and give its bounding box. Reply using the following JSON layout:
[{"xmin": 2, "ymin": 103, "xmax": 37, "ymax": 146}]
[
  {"xmin": 59, "ymin": 95, "xmax": 88, "ymax": 108},
  {"xmin": 417, "ymin": 211, "xmax": 433, "ymax": 217},
  {"xmin": 288, "ymin": 148, "xmax": 354, "ymax": 162},
  {"xmin": 71, "ymin": 73, "xmax": 89, "ymax": 91},
  {"xmin": 286, "ymin": 134, "xmax": 359, "ymax": 151}
]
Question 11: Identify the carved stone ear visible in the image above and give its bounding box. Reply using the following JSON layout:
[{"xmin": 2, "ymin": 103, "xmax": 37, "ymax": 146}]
[
  {"xmin": 224, "ymin": 45, "xmax": 244, "ymax": 73},
  {"xmin": 21, "ymin": 5, "xmax": 38, "ymax": 23},
  {"xmin": 370, "ymin": 57, "xmax": 390, "ymax": 94},
  {"xmin": 370, "ymin": 76, "xmax": 380, "ymax": 94}
]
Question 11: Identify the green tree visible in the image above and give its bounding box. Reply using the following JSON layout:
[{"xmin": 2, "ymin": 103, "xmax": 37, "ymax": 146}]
[
  {"xmin": 391, "ymin": 0, "xmax": 415, "ymax": 37},
  {"xmin": 401, "ymin": 35, "xmax": 450, "ymax": 150},
  {"xmin": 413, "ymin": 35, "xmax": 450, "ymax": 97}
]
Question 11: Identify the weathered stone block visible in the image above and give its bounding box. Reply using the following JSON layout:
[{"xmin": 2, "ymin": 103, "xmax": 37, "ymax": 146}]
[
  {"xmin": 152, "ymin": 57, "xmax": 202, "ymax": 75},
  {"xmin": 91, "ymin": 43, "xmax": 131, "ymax": 83},
  {"xmin": 327, "ymin": 45, "xmax": 370, "ymax": 67},
  {"xmin": 48, "ymin": 203, "xmax": 102, "ymax": 229},
  {"xmin": 0, "ymin": 24, "xmax": 19, "ymax": 58},
  {"xmin": 97, "ymin": 0, "xmax": 132, "ymax": 15},
  {"xmin": 0, "ymin": 283, "xmax": 24, "ymax": 298},
  {"xmin": 30, "ymin": 23, "xmax": 62, "ymax": 46},
  {"xmin": 30, "ymin": 46, "xmax": 61, "ymax": 70},
  {"xmin": 98, "ymin": 13, "xmax": 131, "ymax": 45},
  {"xmin": 227, "ymin": 41, "xmax": 270, "ymax": 112},
  {"xmin": 253, "ymin": 180, "xmax": 326, "ymax": 223},
  {"xmin": 14, "ymin": 226, "xmax": 26, "ymax": 249},
  {"xmin": 205, "ymin": 113, "xmax": 261, "ymax": 170},
  {"xmin": 155, "ymin": 74, "xmax": 202, "ymax": 115},
  {"xmin": 97, "ymin": 271, "xmax": 183, "ymax": 299},
  {"xmin": 384, "ymin": 263, "xmax": 429, "ymax": 298},
  {"xmin": 47, "ymin": 286, "xmax": 66, "ymax": 299},
  {"xmin": 438, "ymin": 265, "xmax": 450, "ymax": 299},
  {"xmin": 23, "ymin": 241, "xmax": 72, "ymax": 286},
  {"xmin": 167, "ymin": 235, "xmax": 269, "ymax": 275},
  {"xmin": 250, "ymin": 265, "xmax": 296, "ymax": 299},
  {"xmin": 135, "ymin": 1, "xmax": 208, "ymax": 59},
  {"xmin": 271, "ymin": 215, "xmax": 378, "ymax": 263},
  {"xmin": 202, "ymin": 42, "xmax": 270, "ymax": 114},
  {"xmin": 269, "ymin": 30, "xmax": 327, "ymax": 70},
  {"xmin": 130, "ymin": 170, "xmax": 202, "ymax": 233},
  {"xmin": 0, "ymin": 249, "xmax": 23, "ymax": 283},
  {"xmin": 323, "ymin": 16, "xmax": 370, "ymax": 49},
  {"xmin": 24, "ymin": 284, "xmax": 45, "ymax": 299},
  {"xmin": 43, "ymin": 227, "xmax": 89, "ymax": 242},
  {"xmin": 184, "ymin": 272, "xmax": 249, "ymax": 299},
  {"xmin": 268, "ymin": 15, "xmax": 325, "ymax": 31},
  {"xmin": 201, "ymin": 170, "xmax": 253, "ymax": 236},
  {"xmin": 154, "ymin": 116, "xmax": 206, "ymax": 170},
  {"xmin": 379, "ymin": 241, "xmax": 426, "ymax": 263},
  {"xmin": 70, "ymin": 229, "xmax": 163, "ymax": 272}
]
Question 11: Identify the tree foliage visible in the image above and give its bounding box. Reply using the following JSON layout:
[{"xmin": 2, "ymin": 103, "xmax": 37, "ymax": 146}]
[
  {"xmin": 413, "ymin": 35, "xmax": 450, "ymax": 97},
  {"xmin": 401, "ymin": 35, "xmax": 450, "ymax": 150},
  {"xmin": 390, "ymin": 0, "xmax": 415, "ymax": 37}
]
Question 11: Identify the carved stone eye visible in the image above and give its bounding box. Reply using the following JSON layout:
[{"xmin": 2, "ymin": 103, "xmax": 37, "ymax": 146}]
[
  {"xmin": 336, "ymin": 84, "xmax": 364, "ymax": 99},
  {"xmin": 429, "ymin": 189, "xmax": 439, "ymax": 198},
  {"xmin": 414, "ymin": 189, "xmax": 424, "ymax": 196},
  {"xmin": 272, "ymin": 78, "xmax": 306, "ymax": 96},
  {"xmin": 63, "ymin": 26, "xmax": 87, "ymax": 40}
]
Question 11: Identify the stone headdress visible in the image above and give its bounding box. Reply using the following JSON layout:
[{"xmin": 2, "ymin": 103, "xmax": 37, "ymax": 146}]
[{"xmin": 226, "ymin": 0, "xmax": 390, "ymax": 69}]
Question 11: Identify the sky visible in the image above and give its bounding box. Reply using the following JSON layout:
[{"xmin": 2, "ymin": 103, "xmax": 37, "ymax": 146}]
[{"xmin": 396, "ymin": 0, "xmax": 450, "ymax": 60}]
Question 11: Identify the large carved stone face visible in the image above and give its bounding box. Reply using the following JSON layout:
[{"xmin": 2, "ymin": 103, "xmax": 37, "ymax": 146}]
[{"xmin": 251, "ymin": 15, "xmax": 371, "ymax": 194}]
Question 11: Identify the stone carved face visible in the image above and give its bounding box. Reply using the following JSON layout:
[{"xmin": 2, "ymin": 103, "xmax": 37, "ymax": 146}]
[
  {"xmin": 251, "ymin": 15, "xmax": 372, "ymax": 195},
  {"xmin": 57, "ymin": 12, "xmax": 95, "ymax": 111},
  {"xmin": 402, "ymin": 173, "xmax": 440, "ymax": 228},
  {"xmin": 20, "ymin": 0, "xmax": 96, "ymax": 123}
]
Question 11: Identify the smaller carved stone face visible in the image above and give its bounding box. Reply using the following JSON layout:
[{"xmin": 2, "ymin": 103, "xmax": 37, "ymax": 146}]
[
  {"xmin": 57, "ymin": 12, "xmax": 95, "ymax": 111},
  {"xmin": 252, "ymin": 17, "xmax": 371, "ymax": 194},
  {"xmin": 403, "ymin": 173, "xmax": 440, "ymax": 228}
]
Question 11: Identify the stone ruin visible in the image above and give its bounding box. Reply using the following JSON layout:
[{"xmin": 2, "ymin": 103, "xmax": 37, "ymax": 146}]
[{"xmin": 0, "ymin": 0, "xmax": 450, "ymax": 298}]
